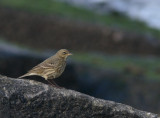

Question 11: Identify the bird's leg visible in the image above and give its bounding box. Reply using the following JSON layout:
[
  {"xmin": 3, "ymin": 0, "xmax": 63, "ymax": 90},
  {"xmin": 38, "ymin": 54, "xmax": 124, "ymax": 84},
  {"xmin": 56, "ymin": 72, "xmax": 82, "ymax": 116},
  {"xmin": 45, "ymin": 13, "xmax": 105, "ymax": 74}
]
[
  {"xmin": 50, "ymin": 79, "xmax": 64, "ymax": 89},
  {"xmin": 51, "ymin": 80, "xmax": 60, "ymax": 87},
  {"xmin": 44, "ymin": 76, "xmax": 62, "ymax": 88},
  {"xmin": 46, "ymin": 79, "xmax": 62, "ymax": 88},
  {"xmin": 46, "ymin": 79, "xmax": 56, "ymax": 87},
  {"xmin": 43, "ymin": 75, "xmax": 56, "ymax": 87}
]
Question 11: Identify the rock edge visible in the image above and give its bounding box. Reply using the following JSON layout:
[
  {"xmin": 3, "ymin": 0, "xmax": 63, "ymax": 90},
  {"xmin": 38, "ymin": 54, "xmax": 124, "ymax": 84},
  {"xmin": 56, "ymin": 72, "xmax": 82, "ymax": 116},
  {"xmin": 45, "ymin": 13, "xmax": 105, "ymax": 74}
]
[{"xmin": 0, "ymin": 75, "xmax": 159, "ymax": 118}]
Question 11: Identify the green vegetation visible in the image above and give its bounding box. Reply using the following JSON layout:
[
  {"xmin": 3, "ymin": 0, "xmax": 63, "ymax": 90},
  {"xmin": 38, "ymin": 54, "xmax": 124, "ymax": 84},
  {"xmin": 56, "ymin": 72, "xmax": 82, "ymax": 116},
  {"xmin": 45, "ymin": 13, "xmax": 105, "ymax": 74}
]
[
  {"xmin": 1, "ymin": 37, "xmax": 160, "ymax": 80},
  {"xmin": 1, "ymin": 0, "xmax": 160, "ymax": 80},
  {"xmin": 73, "ymin": 52, "xmax": 160, "ymax": 79},
  {"xmin": 0, "ymin": 0, "xmax": 160, "ymax": 38}
]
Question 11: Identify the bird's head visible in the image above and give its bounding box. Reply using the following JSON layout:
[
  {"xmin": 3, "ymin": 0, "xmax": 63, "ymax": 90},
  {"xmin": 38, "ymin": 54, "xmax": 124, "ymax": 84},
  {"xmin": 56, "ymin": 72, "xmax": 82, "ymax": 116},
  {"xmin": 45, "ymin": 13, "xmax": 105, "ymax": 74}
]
[{"xmin": 56, "ymin": 49, "xmax": 72, "ymax": 59}]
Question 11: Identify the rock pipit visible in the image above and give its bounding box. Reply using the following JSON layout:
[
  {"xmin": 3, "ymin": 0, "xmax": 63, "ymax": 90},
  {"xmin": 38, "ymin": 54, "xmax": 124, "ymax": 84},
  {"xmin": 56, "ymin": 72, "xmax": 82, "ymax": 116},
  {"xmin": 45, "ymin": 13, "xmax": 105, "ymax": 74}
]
[{"xmin": 19, "ymin": 49, "xmax": 72, "ymax": 87}]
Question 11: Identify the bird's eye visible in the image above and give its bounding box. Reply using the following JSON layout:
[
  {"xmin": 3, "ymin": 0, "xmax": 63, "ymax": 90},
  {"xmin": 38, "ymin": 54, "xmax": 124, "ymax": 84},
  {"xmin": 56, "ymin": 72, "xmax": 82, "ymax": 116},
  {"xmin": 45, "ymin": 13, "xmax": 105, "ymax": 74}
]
[{"xmin": 63, "ymin": 52, "xmax": 67, "ymax": 55}]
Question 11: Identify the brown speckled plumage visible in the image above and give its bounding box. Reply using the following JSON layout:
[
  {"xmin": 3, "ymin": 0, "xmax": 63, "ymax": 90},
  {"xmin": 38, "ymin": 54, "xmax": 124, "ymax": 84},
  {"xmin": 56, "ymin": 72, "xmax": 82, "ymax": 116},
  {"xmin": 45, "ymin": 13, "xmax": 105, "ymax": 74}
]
[{"xmin": 19, "ymin": 49, "xmax": 72, "ymax": 86}]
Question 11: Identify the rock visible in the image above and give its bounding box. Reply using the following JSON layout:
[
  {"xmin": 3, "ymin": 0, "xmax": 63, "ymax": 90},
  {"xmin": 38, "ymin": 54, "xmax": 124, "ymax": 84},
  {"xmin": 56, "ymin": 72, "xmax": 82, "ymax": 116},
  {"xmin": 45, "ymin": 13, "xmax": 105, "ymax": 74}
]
[
  {"xmin": 1, "ymin": 43, "xmax": 160, "ymax": 113},
  {"xmin": 0, "ymin": 75, "xmax": 159, "ymax": 118}
]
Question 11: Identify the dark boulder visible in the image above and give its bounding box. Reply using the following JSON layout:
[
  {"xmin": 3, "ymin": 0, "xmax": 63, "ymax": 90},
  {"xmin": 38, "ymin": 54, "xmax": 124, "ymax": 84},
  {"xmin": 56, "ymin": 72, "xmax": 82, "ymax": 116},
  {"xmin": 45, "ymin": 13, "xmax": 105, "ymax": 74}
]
[{"xmin": 0, "ymin": 75, "xmax": 159, "ymax": 118}]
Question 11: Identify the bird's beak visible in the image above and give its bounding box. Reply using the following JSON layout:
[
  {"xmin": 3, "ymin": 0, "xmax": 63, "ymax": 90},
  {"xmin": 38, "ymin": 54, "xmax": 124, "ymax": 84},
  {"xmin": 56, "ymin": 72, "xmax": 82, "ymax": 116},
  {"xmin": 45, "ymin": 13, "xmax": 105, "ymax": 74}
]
[{"xmin": 68, "ymin": 53, "xmax": 73, "ymax": 56}]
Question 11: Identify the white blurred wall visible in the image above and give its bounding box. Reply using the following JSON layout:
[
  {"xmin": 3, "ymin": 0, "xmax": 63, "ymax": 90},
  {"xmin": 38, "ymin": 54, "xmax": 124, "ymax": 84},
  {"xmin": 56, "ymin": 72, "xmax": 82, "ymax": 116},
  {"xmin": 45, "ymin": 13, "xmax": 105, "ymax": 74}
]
[{"xmin": 58, "ymin": 0, "xmax": 160, "ymax": 29}]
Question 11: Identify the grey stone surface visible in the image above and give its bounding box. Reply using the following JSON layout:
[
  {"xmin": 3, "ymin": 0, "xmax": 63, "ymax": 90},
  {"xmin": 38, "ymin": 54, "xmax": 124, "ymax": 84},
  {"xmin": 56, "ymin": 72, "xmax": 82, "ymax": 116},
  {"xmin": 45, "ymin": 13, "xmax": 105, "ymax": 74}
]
[{"xmin": 0, "ymin": 75, "xmax": 159, "ymax": 118}]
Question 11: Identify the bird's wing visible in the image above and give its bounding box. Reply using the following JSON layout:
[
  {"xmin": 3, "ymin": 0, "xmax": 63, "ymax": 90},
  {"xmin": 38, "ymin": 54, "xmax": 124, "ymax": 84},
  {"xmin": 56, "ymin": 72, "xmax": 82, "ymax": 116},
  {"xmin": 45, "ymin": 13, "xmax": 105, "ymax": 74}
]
[
  {"xmin": 19, "ymin": 62, "xmax": 56, "ymax": 78},
  {"xmin": 29, "ymin": 58, "xmax": 58, "ymax": 73},
  {"xmin": 19, "ymin": 56, "xmax": 59, "ymax": 78}
]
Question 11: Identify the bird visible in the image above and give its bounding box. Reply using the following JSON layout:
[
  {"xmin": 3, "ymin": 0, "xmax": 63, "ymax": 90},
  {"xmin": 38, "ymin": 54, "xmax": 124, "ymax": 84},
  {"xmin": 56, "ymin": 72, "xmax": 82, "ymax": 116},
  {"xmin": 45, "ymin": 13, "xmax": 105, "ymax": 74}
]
[{"xmin": 19, "ymin": 49, "xmax": 72, "ymax": 87}]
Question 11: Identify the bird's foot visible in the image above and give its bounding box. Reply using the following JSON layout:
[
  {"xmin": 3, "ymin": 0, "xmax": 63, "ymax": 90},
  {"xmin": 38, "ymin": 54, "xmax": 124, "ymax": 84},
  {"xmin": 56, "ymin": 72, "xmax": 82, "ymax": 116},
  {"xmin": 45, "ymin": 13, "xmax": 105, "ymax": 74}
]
[{"xmin": 46, "ymin": 80, "xmax": 63, "ymax": 89}]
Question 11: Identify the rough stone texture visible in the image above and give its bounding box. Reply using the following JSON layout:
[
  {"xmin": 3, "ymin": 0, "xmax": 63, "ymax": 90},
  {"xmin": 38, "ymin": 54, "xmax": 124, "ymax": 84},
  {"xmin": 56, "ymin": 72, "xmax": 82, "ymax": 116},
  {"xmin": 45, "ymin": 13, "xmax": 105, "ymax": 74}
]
[{"xmin": 0, "ymin": 75, "xmax": 159, "ymax": 118}]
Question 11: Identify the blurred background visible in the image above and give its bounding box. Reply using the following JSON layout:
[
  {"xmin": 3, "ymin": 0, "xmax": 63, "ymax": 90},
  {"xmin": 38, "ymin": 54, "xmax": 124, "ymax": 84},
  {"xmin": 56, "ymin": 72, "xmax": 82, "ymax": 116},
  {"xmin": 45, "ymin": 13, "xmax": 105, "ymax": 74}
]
[{"xmin": 0, "ymin": 0, "xmax": 160, "ymax": 114}]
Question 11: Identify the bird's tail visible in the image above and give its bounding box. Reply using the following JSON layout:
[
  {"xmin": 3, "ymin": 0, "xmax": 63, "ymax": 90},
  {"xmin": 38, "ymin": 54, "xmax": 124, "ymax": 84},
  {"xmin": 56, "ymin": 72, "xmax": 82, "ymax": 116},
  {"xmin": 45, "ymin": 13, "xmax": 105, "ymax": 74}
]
[{"xmin": 18, "ymin": 73, "xmax": 35, "ymax": 78}]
